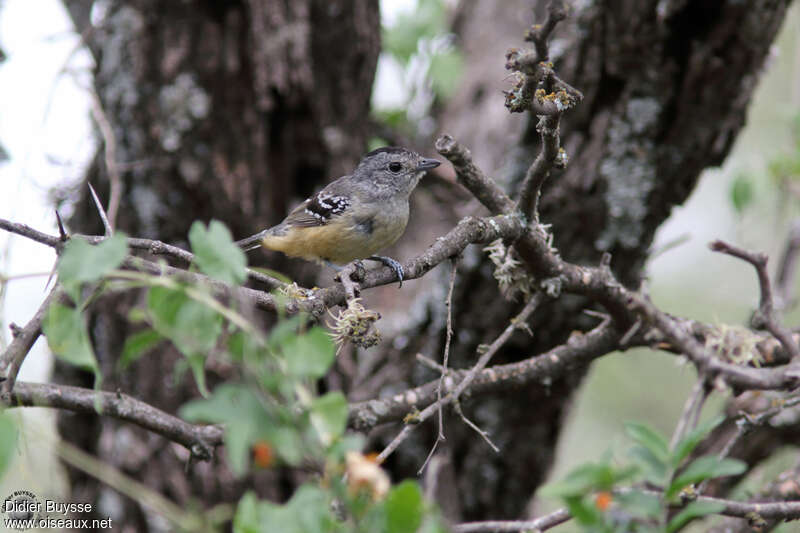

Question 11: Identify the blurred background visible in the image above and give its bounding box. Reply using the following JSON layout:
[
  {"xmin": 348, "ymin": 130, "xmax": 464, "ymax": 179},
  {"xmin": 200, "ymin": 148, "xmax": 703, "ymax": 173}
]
[{"xmin": 1, "ymin": 0, "xmax": 799, "ymax": 530}]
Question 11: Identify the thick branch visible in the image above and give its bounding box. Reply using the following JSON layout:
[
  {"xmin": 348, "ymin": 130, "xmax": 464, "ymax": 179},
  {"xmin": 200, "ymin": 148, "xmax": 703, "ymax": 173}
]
[
  {"xmin": 0, "ymin": 287, "xmax": 62, "ymax": 394},
  {"xmin": 4, "ymin": 381, "xmax": 223, "ymax": 460},
  {"xmin": 349, "ymin": 322, "xmax": 620, "ymax": 431}
]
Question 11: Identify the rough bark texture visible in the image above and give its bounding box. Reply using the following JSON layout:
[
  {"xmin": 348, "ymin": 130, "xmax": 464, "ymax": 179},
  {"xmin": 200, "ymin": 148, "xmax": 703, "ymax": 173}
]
[
  {"xmin": 59, "ymin": 0, "xmax": 380, "ymax": 528},
  {"xmin": 57, "ymin": 0, "xmax": 792, "ymax": 528}
]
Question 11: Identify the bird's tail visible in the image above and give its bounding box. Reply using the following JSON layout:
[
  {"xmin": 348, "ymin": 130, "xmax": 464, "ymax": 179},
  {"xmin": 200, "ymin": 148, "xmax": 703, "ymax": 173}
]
[{"xmin": 235, "ymin": 229, "xmax": 272, "ymax": 251}]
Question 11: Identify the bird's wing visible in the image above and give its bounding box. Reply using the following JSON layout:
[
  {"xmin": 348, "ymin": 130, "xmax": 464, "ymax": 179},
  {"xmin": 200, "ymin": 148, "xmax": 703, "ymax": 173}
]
[{"xmin": 282, "ymin": 180, "xmax": 352, "ymax": 228}]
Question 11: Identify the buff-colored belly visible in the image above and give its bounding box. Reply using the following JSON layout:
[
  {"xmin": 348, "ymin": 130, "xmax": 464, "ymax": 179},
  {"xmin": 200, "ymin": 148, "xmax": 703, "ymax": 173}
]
[{"xmin": 262, "ymin": 210, "xmax": 408, "ymax": 265}]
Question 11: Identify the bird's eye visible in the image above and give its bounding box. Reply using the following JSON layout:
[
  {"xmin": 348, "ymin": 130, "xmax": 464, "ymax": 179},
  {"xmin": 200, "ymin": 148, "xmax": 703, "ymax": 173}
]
[{"xmin": 388, "ymin": 162, "xmax": 403, "ymax": 173}]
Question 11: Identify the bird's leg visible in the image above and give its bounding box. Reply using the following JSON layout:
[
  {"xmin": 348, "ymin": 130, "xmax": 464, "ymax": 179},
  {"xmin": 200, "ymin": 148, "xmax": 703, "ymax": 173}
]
[
  {"xmin": 369, "ymin": 255, "xmax": 404, "ymax": 288},
  {"xmin": 333, "ymin": 260, "xmax": 366, "ymax": 301}
]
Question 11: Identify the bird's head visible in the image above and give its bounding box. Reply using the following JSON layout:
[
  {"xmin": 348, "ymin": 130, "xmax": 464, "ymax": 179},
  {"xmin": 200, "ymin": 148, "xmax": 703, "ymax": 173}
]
[{"xmin": 354, "ymin": 146, "xmax": 440, "ymax": 196}]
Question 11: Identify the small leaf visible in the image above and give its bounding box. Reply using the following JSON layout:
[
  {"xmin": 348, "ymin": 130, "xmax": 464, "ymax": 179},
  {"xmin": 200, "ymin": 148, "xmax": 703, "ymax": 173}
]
[
  {"xmin": 58, "ymin": 233, "xmax": 128, "ymax": 285},
  {"xmin": 233, "ymin": 485, "xmax": 333, "ymax": 533},
  {"xmin": 187, "ymin": 352, "xmax": 210, "ymax": 397},
  {"xmin": 564, "ymin": 495, "xmax": 603, "ymax": 526},
  {"xmin": 266, "ymin": 425, "xmax": 304, "ymax": 467},
  {"xmin": 671, "ymin": 415, "xmax": 724, "ymax": 468},
  {"xmin": 233, "ymin": 491, "xmax": 260, "ymax": 533},
  {"xmin": 540, "ymin": 462, "xmax": 637, "ymax": 499},
  {"xmin": 666, "ymin": 500, "xmax": 725, "ymax": 533},
  {"xmin": 386, "ymin": 481, "xmax": 424, "ymax": 533},
  {"xmin": 181, "ymin": 384, "xmax": 266, "ymax": 476},
  {"xmin": 147, "ymin": 286, "xmax": 223, "ymax": 392},
  {"xmin": 119, "ymin": 329, "xmax": 163, "ymax": 369},
  {"xmin": 628, "ymin": 444, "xmax": 668, "ymax": 485},
  {"xmin": 615, "ymin": 489, "xmax": 662, "ymax": 519},
  {"xmin": 730, "ymin": 174, "xmax": 754, "ymax": 214},
  {"xmin": 625, "ymin": 422, "xmax": 669, "ymax": 463},
  {"xmin": 283, "ymin": 327, "xmax": 336, "ymax": 378},
  {"xmin": 667, "ymin": 456, "xmax": 746, "ymax": 499},
  {"xmin": 189, "ymin": 220, "xmax": 247, "ymax": 285},
  {"xmin": 42, "ymin": 303, "xmax": 101, "ymax": 383},
  {"xmin": 310, "ymin": 392, "xmax": 348, "ymax": 446},
  {"xmin": 0, "ymin": 414, "xmax": 18, "ymax": 478}
]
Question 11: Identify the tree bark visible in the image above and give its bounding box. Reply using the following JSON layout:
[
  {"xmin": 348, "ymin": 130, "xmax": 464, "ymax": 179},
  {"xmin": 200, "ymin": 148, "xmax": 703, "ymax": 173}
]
[{"xmin": 59, "ymin": 0, "xmax": 379, "ymax": 527}]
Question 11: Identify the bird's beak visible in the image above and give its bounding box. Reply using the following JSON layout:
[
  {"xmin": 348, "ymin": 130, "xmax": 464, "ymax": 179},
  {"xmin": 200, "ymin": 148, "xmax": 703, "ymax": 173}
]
[{"xmin": 416, "ymin": 158, "xmax": 441, "ymax": 171}]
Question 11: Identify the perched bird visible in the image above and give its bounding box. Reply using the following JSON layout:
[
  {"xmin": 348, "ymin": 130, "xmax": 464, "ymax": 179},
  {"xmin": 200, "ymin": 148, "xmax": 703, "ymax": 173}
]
[{"xmin": 237, "ymin": 147, "xmax": 440, "ymax": 285}]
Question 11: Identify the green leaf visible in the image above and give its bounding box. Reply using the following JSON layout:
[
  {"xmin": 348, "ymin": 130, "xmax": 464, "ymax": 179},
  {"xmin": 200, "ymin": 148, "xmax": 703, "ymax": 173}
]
[
  {"xmin": 563, "ymin": 495, "xmax": 603, "ymax": 526},
  {"xmin": 233, "ymin": 486, "xmax": 333, "ymax": 533},
  {"xmin": 283, "ymin": 327, "xmax": 336, "ymax": 378},
  {"xmin": 187, "ymin": 352, "xmax": 209, "ymax": 397},
  {"xmin": 147, "ymin": 286, "xmax": 223, "ymax": 392},
  {"xmin": 615, "ymin": 489, "xmax": 662, "ymax": 520},
  {"xmin": 310, "ymin": 392, "xmax": 348, "ymax": 446},
  {"xmin": 119, "ymin": 329, "xmax": 163, "ymax": 370},
  {"xmin": 58, "ymin": 233, "xmax": 128, "ymax": 285},
  {"xmin": 383, "ymin": 0, "xmax": 447, "ymax": 64},
  {"xmin": 539, "ymin": 462, "xmax": 637, "ymax": 499},
  {"xmin": 666, "ymin": 500, "xmax": 725, "ymax": 533},
  {"xmin": 266, "ymin": 425, "xmax": 304, "ymax": 467},
  {"xmin": 629, "ymin": 444, "xmax": 668, "ymax": 485},
  {"xmin": 730, "ymin": 174, "xmax": 754, "ymax": 213},
  {"xmin": 671, "ymin": 415, "xmax": 724, "ymax": 468},
  {"xmin": 286, "ymin": 485, "xmax": 333, "ymax": 532},
  {"xmin": 386, "ymin": 481, "xmax": 424, "ymax": 533},
  {"xmin": 625, "ymin": 422, "xmax": 669, "ymax": 464},
  {"xmin": 189, "ymin": 220, "xmax": 247, "ymax": 285},
  {"xmin": 0, "ymin": 414, "xmax": 18, "ymax": 478},
  {"xmin": 667, "ymin": 456, "xmax": 746, "ymax": 499},
  {"xmin": 233, "ymin": 491, "xmax": 260, "ymax": 533},
  {"xmin": 42, "ymin": 303, "xmax": 101, "ymax": 382},
  {"xmin": 266, "ymin": 316, "xmax": 305, "ymax": 351},
  {"xmin": 181, "ymin": 384, "xmax": 267, "ymax": 476}
]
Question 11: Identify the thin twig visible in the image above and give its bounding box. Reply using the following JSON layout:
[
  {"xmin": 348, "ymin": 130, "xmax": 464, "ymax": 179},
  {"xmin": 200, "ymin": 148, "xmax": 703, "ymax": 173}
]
[
  {"xmin": 419, "ymin": 259, "xmax": 459, "ymax": 474},
  {"xmin": 453, "ymin": 399, "xmax": 499, "ymax": 452},
  {"xmin": 525, "ymin": 0, "xmax": 568, "ymax": 62},
  {"xmin": 669, "ymin": 376, "xmax": 709, "ymax": 451},
  {"xmin": 377, "ymin": 293, "xmax": 543, "ymax": 463},
  {"xmin": 702, "ymin": 394, "xmax": 800, "ymax": 494},
  {"xmin": 453, "ymin": 507, "xmax": 571, "ymax": 532},
  {"xmin": 416, "ymin": 353, "xmax": 446, "ymax": 373},
  {"xmin": 775, "ymin": 218, "xmax": 800, "ymax": 312},
  {"xmin": 710, "ymin": 240, "xmax": 800, "ymax": 359}
]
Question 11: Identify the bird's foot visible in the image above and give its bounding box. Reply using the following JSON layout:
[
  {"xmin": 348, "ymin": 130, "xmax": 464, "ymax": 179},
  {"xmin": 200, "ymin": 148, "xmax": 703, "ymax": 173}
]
[
  {"xmin": 334, "ymin": 260, "xmax": 366, "ymax": 300},
  {"xmin": 369, "ymin": 256, "xmax": 404, "ymax": 288}
]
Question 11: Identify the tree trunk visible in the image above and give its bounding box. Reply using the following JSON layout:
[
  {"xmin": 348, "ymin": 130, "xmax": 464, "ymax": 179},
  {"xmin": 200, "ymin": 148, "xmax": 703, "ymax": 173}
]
[
  {"xmin": 57, "ymin": 0, "xmax": 792, "ymax": 527},
  {"xmin": 59, "ymin": 0, "xmax": 379, "ymax": 527}
]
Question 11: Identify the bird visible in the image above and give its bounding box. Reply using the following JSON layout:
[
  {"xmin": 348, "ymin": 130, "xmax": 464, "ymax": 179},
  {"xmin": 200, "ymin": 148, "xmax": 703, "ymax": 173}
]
[{"xmin": 236, "ymin": 147, "xmax": 441, "ymax": 286}]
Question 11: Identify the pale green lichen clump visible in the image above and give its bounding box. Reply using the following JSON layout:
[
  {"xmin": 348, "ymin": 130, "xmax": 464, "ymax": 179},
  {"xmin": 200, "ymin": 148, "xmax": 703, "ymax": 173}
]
[{"xmin": 596, "ymin": 97, "xmax": 661, "ymax": 250}]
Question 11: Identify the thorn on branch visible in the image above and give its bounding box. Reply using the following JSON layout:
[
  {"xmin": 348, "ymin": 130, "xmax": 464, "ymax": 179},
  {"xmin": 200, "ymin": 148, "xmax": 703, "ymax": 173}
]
[
  {"xmin": 88, "ymin": 182, "xmax": 112, "ymax": 237},
  {"xmin": 55, "ymin": 210, "xmax": 68, "ymax": 242}
]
